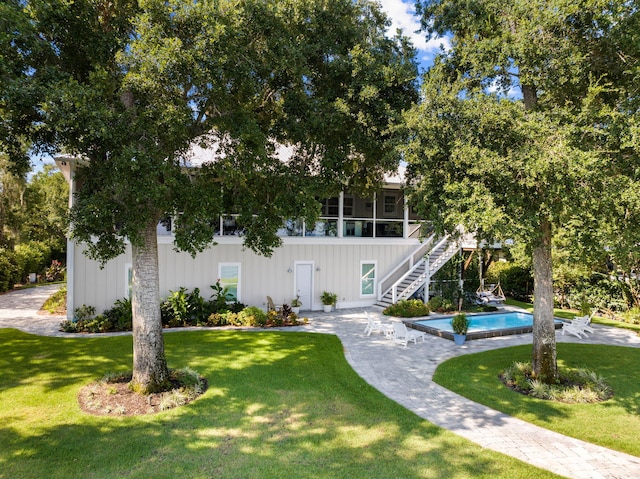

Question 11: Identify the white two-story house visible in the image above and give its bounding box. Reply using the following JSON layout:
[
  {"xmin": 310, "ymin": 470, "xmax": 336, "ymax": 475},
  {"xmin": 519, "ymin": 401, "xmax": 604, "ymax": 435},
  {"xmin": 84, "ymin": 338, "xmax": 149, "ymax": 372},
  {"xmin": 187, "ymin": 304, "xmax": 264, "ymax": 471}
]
[{"xmin": 56, "ymin": 155, "xmax": 464, "ymax": 319}]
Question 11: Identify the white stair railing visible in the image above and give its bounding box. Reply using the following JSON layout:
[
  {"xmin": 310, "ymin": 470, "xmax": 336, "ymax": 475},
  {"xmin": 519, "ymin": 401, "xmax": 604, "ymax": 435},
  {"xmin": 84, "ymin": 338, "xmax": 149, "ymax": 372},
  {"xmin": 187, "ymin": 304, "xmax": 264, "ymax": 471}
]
[
  {"xmin": 377, "ymin": 233, "xmax": 436, "ymax": 300},
  {"xmin": 383, "ymin": 231, "xmax": 463, "ymax": 304}
]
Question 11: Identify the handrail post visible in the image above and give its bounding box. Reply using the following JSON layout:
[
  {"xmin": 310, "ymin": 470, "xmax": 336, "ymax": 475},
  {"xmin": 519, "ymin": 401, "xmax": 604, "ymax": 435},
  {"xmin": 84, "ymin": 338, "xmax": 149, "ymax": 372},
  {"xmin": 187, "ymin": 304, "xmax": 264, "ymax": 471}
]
[{"xmin": 424, "ymin": 257, "xmax": 430, "ymax": 304}]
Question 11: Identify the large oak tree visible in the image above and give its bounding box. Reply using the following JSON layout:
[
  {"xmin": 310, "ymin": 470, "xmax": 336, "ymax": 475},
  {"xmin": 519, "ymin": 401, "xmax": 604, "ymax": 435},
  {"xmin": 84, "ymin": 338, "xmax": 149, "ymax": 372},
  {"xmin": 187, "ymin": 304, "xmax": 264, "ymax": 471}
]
[
  {"xmin": 4, "ymin": 0, "xmax": 417, "ymax": 392},
  {"xmin": 407, "ymin": 0, "xmax": 637, "ymax": 381}
]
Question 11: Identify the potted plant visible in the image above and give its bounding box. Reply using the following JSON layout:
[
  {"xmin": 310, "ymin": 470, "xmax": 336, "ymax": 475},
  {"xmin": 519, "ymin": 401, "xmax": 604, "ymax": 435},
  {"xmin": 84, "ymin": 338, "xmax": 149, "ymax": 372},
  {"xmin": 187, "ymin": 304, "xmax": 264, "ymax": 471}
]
[
  {"xmin": 451, "ymin": 313, "xmax": 470, "ymax": 345},
  {"xmin": 320, "ymin": 291, "xmax": 338, "ymax": 313},
  {"xmin": 291, "ymin": 295, "xmax": 302, "ymax": 314}
]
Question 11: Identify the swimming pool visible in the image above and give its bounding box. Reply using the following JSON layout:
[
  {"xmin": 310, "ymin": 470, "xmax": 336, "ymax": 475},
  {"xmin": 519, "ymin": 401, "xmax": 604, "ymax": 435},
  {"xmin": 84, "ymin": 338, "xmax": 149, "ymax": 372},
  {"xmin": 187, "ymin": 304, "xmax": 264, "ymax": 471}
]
[{"xmin": 411, "ymin": 311, "xmax": 564, "ymax": 341}]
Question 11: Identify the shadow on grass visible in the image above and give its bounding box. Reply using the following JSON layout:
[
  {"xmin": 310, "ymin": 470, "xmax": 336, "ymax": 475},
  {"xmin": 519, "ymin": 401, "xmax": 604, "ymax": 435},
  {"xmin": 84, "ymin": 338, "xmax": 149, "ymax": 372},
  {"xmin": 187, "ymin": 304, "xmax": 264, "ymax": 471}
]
[
  {"xmin": 434, "ymin": 343, "xmax": 640, "ymax": 456},
  {"xmin": 0, "ymin": 329, "xmax": 561, "ymax": 479}
]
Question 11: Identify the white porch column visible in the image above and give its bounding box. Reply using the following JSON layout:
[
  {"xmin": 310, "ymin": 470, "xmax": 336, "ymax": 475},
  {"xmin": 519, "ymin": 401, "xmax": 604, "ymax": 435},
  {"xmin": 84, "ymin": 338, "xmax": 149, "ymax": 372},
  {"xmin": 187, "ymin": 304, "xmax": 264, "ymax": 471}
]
[
  {"xmin": 66, "ymin": 162, "xmax": 76, "ymax": 320},
  {"xmin": 372, "ymin": 192, "xmax": 377, "ymax": 238},
  {"xmin": 403, "ymin": 194, "xmax": 409, "ymax": 239},
  {"xmin": 337, "ymin": 191, "xmax": 344, "ymax": 237}
]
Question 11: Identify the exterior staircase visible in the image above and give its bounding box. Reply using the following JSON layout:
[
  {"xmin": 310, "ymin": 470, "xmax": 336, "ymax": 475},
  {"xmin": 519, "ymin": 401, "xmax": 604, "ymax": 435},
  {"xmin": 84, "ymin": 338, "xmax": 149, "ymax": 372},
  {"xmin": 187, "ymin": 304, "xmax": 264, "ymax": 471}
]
[{"xmin": 376, "ymin": 230, "xmax": 463, "ymax": 309}]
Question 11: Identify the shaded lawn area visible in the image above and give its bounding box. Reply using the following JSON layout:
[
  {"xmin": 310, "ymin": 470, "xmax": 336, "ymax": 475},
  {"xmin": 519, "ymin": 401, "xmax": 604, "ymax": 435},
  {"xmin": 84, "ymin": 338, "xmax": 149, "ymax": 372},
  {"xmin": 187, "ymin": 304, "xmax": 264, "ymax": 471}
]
[
  {"xmin": 0, "ymin": 329, "xmax": 563, "ymax": 479},
  {"xmin": 433, "ymin": 343, "xmax": 640, "ymax": 457}
]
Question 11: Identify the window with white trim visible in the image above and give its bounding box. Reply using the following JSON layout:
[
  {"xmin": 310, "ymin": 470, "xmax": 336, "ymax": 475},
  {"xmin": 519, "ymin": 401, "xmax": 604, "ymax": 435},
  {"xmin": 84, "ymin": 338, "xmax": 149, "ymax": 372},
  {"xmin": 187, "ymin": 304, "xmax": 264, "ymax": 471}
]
[
  {"xmin": 218, "ymin": 263, "xmax": 241, "ymax": 301},
  {"xmin": 360, "ymin": 261, "xmax": 376, "ymax": 297}
]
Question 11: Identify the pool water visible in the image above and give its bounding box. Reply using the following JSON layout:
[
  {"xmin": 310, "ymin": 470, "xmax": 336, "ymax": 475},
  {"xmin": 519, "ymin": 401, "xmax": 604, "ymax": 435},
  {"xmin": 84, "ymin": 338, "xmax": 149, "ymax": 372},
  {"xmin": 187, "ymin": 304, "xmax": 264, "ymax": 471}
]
[{"xmin": 412, "ymin": 311, "xmax": 564, "ymax": 341}]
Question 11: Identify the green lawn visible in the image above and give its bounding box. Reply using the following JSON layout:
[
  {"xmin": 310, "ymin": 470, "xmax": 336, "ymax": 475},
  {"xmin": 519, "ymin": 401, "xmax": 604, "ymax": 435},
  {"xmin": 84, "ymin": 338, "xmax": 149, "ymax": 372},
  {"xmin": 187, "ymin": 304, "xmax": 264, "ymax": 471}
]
[
  {"xmin": 0, "ymin": 328, "xmax": 563, "ymax": 479},
  {"xmin": 433, "ymin": 343, "xmax": 640, "ymax": 457}
]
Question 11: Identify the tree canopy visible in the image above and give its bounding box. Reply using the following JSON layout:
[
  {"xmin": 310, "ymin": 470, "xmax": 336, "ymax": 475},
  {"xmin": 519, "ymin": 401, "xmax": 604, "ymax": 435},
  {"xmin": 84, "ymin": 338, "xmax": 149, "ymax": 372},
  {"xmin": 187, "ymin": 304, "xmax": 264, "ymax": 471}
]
[
  {"xmin": 407, "ymin": 0, "xmax": 639, "ymax": 380},
  {"xmin": 3, "ymin": 0, "xmax": 418, "ymax": 392}
]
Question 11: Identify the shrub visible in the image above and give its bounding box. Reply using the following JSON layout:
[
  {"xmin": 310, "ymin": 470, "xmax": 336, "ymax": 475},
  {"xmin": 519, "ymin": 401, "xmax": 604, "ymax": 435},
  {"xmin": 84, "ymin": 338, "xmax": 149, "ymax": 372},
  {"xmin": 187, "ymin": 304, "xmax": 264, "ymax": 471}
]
[
  {"xmin": 237, "ymin": 306, "xmax": 267, "ymax": 326},
  {"xmin": 14, "ymin": 241, "xmax": 51, "ymax": 282},
  {"xmin": 383, "ymin": 299, "xmax": 430, "ymax": 317},
  {"xmin": 620, "ymin": 307, "xmax": 640, "ymax": 325},
  {"xmin": 103, "ymin": 298, "xmax": 133, "ymax": 331},
  {"xmin": 486, "ymin": 262, "xmax": 532, "ymax": 301},
  {"xmin": 0, "ymin": 249, "xmax": 19, "ymax": 292},
  {"xmin": 74, "ymin": 304, "xmax": 96, "ymax": 322},
  {"xmin": 162, "ymin": 288, "xmax": 189, "ymax": 327},
  {"xmin": 44, "ymin": 260, "xmax": 65, "ymax": 282},
  {"xmin": 209, "ymin": 280, "xmax": 234, "ymax": 312},
  {"xmin": 500, "ymin": 361, "xmax": 612, "ymax": 403},
  {"xmin": 426, "ymin": 296, "xmax": 455, "ymax": 313},
  {"xmin": 451, "ymin": 313, "xmax": 469, "ymax": 335}
]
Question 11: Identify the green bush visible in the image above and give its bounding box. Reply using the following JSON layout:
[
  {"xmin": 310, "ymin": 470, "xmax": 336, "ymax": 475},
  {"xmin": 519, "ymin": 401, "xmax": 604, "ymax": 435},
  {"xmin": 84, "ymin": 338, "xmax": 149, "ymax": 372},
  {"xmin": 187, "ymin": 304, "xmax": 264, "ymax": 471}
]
[
  {"xmin": 426, "ymin": 296, "xmax": 455, "ymax": 313},
  {"xmin": 14, "ymin": 241, "xmax": 51, "ymax": 283},
  {"xmin": 44, "ymin": 259, "xmax": 65, "ymax": 282},
  {"xmin": 103, "ymin": 298, "xmax": 133, "ymax": 331},
  {"xmin": 73, "ymin": 304, "xmax": 96, "ymax": 322},
  {"xmin": 383, "ymin": 299, "xmax": 430, "ymax": 317},
  {"xmin": 500, "ymin": 361, "xmax": 612, "ymax": 403},
  {"xmin": 0, "ymin": 249, "xmax": 19, "ymax": 292},
  {"xmin": 237, "ymin": 306, "xmax": 268, "ymax": 326},
  {"xmin": 486, "ymin": 262, "xmax": 532, "ymax": 301},
  {"xmin": 620, "ymin": 307, "xmax": 640, "ymax": 325},
  {"xmin": 451, "ymin": 313, "xmax": 469, "ymax": 335}
]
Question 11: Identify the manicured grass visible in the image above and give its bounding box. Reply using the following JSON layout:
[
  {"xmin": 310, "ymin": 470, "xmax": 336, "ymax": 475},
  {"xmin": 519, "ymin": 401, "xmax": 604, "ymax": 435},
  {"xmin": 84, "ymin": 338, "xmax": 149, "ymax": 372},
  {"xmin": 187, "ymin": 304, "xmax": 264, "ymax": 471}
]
[
  {"xmin": 433, "ymin": 343, "xmax": 640, "ymax": 457},
  {"xmin": 0, "ymin": 329, "xmax": 563, "ymax": 479},
  {"xmin": 505, "ymin": 298, "xmax": 640, "ymax": 334}
]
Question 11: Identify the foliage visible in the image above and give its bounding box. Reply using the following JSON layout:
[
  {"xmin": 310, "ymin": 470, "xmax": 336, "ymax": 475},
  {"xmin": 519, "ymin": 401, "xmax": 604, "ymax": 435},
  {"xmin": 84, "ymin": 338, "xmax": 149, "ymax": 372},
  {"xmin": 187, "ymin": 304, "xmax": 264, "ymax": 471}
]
[
  {"xmin": 500, "ymin": 361, "xmax": 612, "ymax": 404},
  {"xmin": 485, "ymin": 262, "xmax": 532, "ymax": 302},
  {"xmin": 73, "ymin": 304, "xmax": 96, "ymax": 322},
  {"xmin": 426, "ymin": 296, "xmax": 456, "ymax": 313},
  {"xmin": 291, "ymin": 295, "xmax": 302, "ymax": 307},
  {"xmin": 209, "ymin": 281, "xmax": 233, "ymax": 312},
  {"xmin": 103, "ymin": 298, "xmax": 133, "ymax": 331},
  {"xmin": 236, "ymin": 306, "xmax": 268, "ymax": 327},
  {"xmin": 450, "ymin": 313, "xmax": 469, "ymax": 335},
  {"xmin": 320, "ymin": 291, "xmax": 338, "ymax": 306},
  {"xmin": 44, "ymin": 259, "xmax": 65, "ymax": 282},
  {"xmin": 41, "ymin": 285, "xmax": 66, "ymax": 315},
  {"xmin": 383, "ymin": 299, "xmax": 430, "ymax": 318},
  {"xmin": 208, "ymin": 306, "xmax": 302, "ymax": 328},
  {"xmin": 0, "ymin": 248, "xmax": 19, "ymax": 292},
  {"xmin": 20, "ymin": 165, "xmax": 69, "ymax": 258},
  {"xmin": 6, "ymin": 0, "xmax": 418, "ymax": 392},
  {"xmin": 13, "ymin": 241, "xmax": 51, "ymax": 282},
  {"xmin": 619, "ymin": 307, "xmax": 640, "ymax": 325},
  {"xmin": 407, "ymin": 0, "xmax": 639, "ymax": 381},
  {"xmin": 161, "ymin": 287, "xmax": 211, "ymax": 327}
]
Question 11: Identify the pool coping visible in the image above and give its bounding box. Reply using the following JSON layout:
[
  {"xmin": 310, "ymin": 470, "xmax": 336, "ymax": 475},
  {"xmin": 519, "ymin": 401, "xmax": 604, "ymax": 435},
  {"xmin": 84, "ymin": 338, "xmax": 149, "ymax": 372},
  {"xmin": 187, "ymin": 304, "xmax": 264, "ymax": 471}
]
[{"xmin": 405, "ymin": 312, "xmax": 565, "ymax": 341}]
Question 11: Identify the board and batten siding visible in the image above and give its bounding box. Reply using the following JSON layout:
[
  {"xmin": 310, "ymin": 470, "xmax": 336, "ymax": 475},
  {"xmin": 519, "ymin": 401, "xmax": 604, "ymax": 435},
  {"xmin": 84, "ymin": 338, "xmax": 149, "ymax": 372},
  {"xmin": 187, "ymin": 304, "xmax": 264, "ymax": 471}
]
[{"xmin": 70, "ymin": 237, "xmax": 421, "ymax": 317}]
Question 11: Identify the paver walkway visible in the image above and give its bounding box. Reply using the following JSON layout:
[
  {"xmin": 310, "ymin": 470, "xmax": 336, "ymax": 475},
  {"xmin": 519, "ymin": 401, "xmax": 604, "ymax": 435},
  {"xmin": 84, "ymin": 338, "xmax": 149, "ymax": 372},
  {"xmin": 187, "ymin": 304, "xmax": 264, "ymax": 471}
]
[{"xmin": 2, "ymin": 285, "xmax": 640, "ymax": 479}]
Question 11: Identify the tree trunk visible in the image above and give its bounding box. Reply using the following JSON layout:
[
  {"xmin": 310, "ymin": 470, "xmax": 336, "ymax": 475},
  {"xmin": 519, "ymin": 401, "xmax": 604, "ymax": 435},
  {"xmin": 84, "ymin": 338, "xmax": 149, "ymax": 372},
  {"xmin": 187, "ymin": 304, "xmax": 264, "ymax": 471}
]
[
  {"xmin": 531, "ymin": 217, "xmax": 558, "ymax": 383},
  {"xmin": 130, "ymin": 220, "xmax": 170, "ymax": 394}
]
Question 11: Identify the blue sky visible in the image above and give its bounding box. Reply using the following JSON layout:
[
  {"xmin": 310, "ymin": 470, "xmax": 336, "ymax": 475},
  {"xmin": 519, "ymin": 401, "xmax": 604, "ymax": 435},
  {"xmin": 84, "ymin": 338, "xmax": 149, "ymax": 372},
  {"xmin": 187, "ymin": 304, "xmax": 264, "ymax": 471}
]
[{"xmin": 378, "ymin": 0, "xmax": 449, "ymax": 72}]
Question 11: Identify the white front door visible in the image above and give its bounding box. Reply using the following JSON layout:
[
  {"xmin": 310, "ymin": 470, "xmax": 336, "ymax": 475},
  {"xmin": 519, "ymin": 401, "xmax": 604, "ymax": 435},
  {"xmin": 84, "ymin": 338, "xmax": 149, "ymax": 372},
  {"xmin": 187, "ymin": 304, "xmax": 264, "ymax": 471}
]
[{"xmin": 295, "ymin": 262, "xmax": 314, "ymax": 311}]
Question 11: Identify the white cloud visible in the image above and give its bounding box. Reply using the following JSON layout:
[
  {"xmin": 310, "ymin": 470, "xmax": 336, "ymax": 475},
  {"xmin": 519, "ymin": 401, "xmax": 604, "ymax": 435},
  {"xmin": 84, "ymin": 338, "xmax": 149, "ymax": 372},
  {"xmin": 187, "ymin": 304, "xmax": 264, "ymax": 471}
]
[{"xmin": 377, "ymin": 0, "xmax": 450, "ymax": 59}]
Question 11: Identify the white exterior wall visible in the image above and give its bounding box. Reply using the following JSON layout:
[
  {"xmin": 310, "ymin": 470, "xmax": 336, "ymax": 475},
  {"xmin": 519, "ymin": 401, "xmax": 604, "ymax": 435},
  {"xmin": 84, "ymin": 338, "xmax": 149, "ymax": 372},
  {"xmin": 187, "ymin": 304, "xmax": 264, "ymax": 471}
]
[{"xmin": 70, "ymin": 236, "xmax": 421, "ymax": 316}]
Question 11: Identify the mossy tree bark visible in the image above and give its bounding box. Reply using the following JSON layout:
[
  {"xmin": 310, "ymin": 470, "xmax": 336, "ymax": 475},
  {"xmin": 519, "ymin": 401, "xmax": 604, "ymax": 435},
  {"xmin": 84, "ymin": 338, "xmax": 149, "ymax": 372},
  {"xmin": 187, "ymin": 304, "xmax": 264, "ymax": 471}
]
[
  {"xmin": 130, "ymin": 220, "xmax": 169, "ymax": 394},
  {"xmin": 531, "ymin": 218, "xmax": 557, "ymax": 382}
]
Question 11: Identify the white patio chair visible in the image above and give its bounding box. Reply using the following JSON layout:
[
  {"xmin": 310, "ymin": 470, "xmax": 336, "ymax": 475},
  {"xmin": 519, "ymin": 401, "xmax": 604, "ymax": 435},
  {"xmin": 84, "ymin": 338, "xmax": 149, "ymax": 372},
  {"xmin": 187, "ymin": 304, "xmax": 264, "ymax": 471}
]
[
  {"xmin": 391, "ymin": 322, "xmax": 426, "ymax": 347},
  {"xmin": 364, "ymin": 312, "xmax": 394, "ymax": 337},
  {"xmin": 573, "ymin": 313, "xmax": 595, "ymax": 334},
  {"xmin": 561, "ymin": 315, "xmax": 594, "ymax": 339}
]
